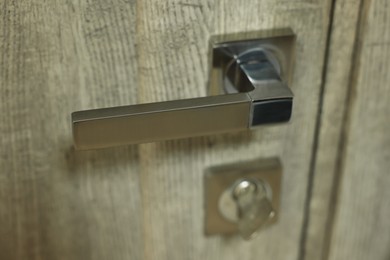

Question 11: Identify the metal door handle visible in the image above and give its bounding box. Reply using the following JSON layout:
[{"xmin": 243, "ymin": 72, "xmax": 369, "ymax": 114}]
[{"xmin": 72, "ymin": 29, "xmax": 295, "ymax": 150}]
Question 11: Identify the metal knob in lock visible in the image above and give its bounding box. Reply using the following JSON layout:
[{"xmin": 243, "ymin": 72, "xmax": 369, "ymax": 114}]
[
  {"xmin": 72, "ymin": 29, "xmax": 295, "ymax": 149},
  {"xmin": 231, "ymin": 179, "xmax": 275, "ymax": 239},
  {"xmin": 204, "ymin": 157, "xmax": 282, "ymax": 238}
]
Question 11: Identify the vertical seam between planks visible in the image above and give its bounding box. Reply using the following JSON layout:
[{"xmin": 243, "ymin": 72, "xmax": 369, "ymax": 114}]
[
  {"xmin": 320, "ymin": 0, "xmax": 372, "ymax": 259},
  {"xmin": 297, "ymin": 0, "xmax": 338, "ymax": 259}
]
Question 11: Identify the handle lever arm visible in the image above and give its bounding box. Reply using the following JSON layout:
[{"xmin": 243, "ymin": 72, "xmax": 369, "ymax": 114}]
[{"xmin": 72, "ymin": 42, "xmax": 294, "ymax": 149}]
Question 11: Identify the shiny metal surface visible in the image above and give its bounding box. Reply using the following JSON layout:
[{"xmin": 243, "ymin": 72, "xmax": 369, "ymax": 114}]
[
  {"xmin": 72, "ymin": 29, "xmax": 295, "ymax": 149},
  {"xmin": 204, "ymin": 158, "xmax": 282, "ymax": 237},
  {"xmin": 233, "ymin": 179, "xmax": 274, "ymax": 240}
]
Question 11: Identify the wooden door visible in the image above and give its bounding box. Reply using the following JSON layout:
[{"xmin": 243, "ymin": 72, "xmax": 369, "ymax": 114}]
[
  {"xmin": 320, "ymin": 0, "xmax": 390, "ymax": 259},
  {"xmin": 1, "ymin": 0, "xmax": 388, "ymax": 260}
]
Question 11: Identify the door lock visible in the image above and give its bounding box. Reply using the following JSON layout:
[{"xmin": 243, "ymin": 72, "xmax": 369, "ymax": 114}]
[
  {"xmin": 204, "ymin": 157, "xmax": 282, "ymax": 239},
  {"xmin": 71, "ymin": 29, "xmax": 295, "ymax": 149},
  {"xmin": 230, "ymin": 179, "xmax": 275, "ymax": 239}
]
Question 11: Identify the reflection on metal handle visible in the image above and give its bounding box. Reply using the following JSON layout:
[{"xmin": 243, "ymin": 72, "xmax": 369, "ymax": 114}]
[{"xmin": 72, "ymin": 29, "xmax": 295, "ymax": 149}]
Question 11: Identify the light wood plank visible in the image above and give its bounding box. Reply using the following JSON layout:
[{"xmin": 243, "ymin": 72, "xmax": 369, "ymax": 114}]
[
  {"xmin": 0, "ymin": 1, "xmax": 142, "ymax": 259},
  {"xmin": 328, "ymin": 0, "xmax": 390, "ymax": 259},
  {"xmin": 136, "ymin": 0, "xmax": 334, "ymax": 259},
  {"xmin": 303, "ymin": 0, "xmax": 362, "ymax": 259}
]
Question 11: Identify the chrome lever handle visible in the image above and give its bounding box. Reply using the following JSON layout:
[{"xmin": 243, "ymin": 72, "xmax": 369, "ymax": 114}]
[
  {"xmin": 72, "ymin": 94, "xmax": 251, "ymax": 149},
  {"xmin": 72, "ymin": 30, "xmax": 295, "ymax": 150}
]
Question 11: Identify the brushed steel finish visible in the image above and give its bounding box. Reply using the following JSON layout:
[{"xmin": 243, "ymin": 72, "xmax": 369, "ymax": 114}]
[
  {"xmin": 72, "ymin": 28, "xmax": 295, "ymax": 149},
  {"xmin": 73, "ymin": 94, "xmax": 250, "ymax": 150}
]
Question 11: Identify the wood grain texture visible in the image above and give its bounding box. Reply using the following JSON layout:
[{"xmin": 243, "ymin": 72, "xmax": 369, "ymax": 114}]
[
  {"xmin": 303, "ymin": 0, "xmax": 363, "ymax": 259},
  {"xmin": 0, "ymin": 1, "xmax": 143, "ymax": 259},
  {"xmin": 136, "ymin": 0, "xmax": 333, "ymax": 260},
  {"xmin": 0, "ymin": 0, "xmax": 349, "ymax": 259},
  {"xmin": 327, "ymin": 0, "xmax": 390, "ymax": 259}
]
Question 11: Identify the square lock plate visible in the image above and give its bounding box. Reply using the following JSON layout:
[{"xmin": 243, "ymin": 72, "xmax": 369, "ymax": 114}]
[{"xmin": 204, "ymin": 157, "xmax": 282, "ymax": 236}]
